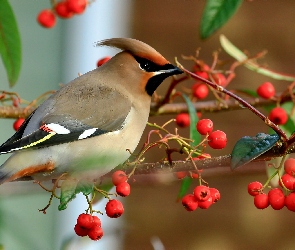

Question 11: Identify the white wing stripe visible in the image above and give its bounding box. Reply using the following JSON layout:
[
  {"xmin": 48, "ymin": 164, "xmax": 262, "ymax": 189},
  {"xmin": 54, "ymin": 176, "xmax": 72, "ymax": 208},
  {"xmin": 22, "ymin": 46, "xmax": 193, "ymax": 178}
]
[
  {"xmin": 46, "ymin": 123, "xmax": 70, "ymax": 134},
  {"xmin": 78, "ymin": 128, "xmax": 97, "ymax": 140}
]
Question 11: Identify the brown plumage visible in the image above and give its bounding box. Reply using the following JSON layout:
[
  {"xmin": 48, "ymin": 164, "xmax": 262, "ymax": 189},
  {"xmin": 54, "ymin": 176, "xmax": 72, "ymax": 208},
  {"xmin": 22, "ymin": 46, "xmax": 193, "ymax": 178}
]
[{"xmin": 0, "ymin": 38, "xmax": 183, "ymax": 184}]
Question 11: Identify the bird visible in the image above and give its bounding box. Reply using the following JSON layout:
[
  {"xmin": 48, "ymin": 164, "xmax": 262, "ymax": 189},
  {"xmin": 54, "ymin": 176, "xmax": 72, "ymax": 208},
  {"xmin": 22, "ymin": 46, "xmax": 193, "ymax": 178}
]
[{"xmin": 0, "ymin": 38, "xmax": 183, "ymax": 184}]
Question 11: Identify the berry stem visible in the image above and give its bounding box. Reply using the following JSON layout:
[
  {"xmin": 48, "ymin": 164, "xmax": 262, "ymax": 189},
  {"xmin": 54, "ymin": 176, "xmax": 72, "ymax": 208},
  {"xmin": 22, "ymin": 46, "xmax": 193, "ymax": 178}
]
[{"xmin": 177, "ymin": 62, "xmax": 288, "ymax": 142}]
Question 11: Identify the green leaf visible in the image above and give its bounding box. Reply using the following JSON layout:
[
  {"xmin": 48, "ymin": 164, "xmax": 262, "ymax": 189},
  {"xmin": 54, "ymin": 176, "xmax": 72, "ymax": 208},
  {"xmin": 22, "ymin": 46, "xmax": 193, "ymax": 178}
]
[
  {"xmin": 177, "ymin": 94, "xmax": 200, "ymax": 200},
  {"xmin": 200, "ymin": 0, "xmax": 243, "ymax": 39},
  {"xmin": 220, "ymin": 35, "xmax": 295, "ymax": 81},
  {"xmin": 0, "ymin": 0, "xmax": 22, "ymax": 87},
  {"xmin": 75, "ymin": 179, "xmax": 94, "ymax": 196},
  {"xmin": 231, "ymin": 133, "xmax": 280, "ymax": 169},
  {"xmin": 182, "ymin": 94, "xmax": 200, "ymax": 147},
  {"xmin": 58, "ymin": 179, "xmax": 78, "ymax": 211},
  {"xmin": 177, "ymin": 177, "xmax": 192, "ymax": 201}
]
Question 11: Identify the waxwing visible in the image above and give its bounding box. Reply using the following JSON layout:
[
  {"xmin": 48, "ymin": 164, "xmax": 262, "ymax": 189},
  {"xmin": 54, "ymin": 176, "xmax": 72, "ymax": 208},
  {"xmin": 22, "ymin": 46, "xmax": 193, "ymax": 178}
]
[{"xmin": 0, "ymin": 38, "xmax": 183, "ymax": 184}]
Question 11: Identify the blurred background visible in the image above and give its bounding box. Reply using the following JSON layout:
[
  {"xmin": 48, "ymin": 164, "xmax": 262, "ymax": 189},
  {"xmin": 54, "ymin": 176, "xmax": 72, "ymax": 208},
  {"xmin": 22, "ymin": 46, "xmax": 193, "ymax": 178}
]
[{"xmin": 0, "ymin": 0, "xmax": 294, "ymax": 249}]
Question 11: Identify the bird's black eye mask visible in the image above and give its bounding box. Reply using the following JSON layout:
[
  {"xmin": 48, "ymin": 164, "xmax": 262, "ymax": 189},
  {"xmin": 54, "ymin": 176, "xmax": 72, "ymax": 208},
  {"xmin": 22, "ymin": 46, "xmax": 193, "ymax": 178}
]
[
  {"xmin": 134, "ymin": 56, "xmax": 175, "ymax": 73},
  {"xmin": 133, "ymin": 56, "xmax": 183, "ymax": 96}
]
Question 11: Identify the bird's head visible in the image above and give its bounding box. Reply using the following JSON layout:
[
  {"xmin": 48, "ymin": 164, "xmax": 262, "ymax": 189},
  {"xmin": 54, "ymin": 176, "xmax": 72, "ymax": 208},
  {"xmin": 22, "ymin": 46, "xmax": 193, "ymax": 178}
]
[{"xmin": 96, "ymin": 38, "xmax": 183, "ymax": 97}]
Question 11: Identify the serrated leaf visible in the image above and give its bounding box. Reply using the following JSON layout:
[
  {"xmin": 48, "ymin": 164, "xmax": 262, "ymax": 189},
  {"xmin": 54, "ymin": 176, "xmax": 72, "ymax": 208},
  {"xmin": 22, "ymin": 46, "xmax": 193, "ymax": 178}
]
[
  {"xmin": 177, "ymin": 177, "xmax": 192, "ymax": 201},
  {"xmin": 58, "ymin": 179, "xmax": 78, "ymax": 211},
  {"xmin": 0, "ymin": 0, "xmax": 21, "ymax": 87},
  {"xmin": 75, "ymin": 180, "xmax": 94, "ymax": 196},
  {"xmin": 182, "ymin": 94, "xmax": 200, "ymax": 147},
  {"xmin": 220, "ymin": 35, "xmax": 295, "ymax": 81},
  {"xmin": 231, "ymin": 133, "xmax": 280, "ymax": 169},
  {"xmin": 200, "ymin": 0, "xmax": 243, "ymax": 39}
]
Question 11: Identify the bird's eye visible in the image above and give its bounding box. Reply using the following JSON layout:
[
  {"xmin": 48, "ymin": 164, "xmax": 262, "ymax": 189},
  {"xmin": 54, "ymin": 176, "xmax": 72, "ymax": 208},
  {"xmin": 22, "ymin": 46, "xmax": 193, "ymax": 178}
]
[{"xmin": 134, "ymin": 56, "xmax": 158, "ymax": 72}]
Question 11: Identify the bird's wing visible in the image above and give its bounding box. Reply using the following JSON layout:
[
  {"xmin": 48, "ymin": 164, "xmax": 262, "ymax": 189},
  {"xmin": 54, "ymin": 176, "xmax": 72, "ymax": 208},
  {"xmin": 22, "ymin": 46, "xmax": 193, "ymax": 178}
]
[{"xmin": 0, "ymin": 84, "xmax": 132, "ymax": 154}]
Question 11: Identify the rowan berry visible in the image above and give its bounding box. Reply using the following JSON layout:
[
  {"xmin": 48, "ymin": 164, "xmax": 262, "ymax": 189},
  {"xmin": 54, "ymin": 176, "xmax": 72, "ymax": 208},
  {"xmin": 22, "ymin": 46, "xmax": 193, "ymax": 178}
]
[
  {"xmin": 77, "ymin": 213, "xmax": 93, "ymax": 229},
  {"xmin": 181, "ymin": 194, "xmax": 199, "ymax": 211},
  {"xmin": 112, "ymin": 170, "xmax": 127, "ymax": 186},
  {"xmin": 13, "ymin": 118, "xmax": 25, "ymax": 131},
  {"xmin": 174, "ymin": 171, "xmax": 187, "ymax": 179},
  {"xmin": 198, "ymin": 196, "xmax": 213, "ymax": 209},
  {"xmin": 55, "ymin": 1, "xmax": 73, "ymax": 18},
  {"xmin": 247, "ymin": 181, "xmax": 263, "ymax": 196},
  {"xmin": 285, "ymin": 192, "xmax": 295, "ymax": 212},
  {"xmin": 74, "ymin": 224, "xmax": 89, "ymax": 237},
  {"xmin": 193, "ymin": 185, "xmax": 210, "ymax": 201},
  {"xmin": 88, "ymin": 226, "xmax": 104, "ymax": 241},
  {"xmin": 37, "ymin": 9, "xmax": 56, "ymax": 28},
  {"xmin": 175, "ymin": 113, "xmax": 190, "ymax": 128},
  {"xmin": 254, "ymin": 193, "xmax": 269, "ymax": 209},
  {"xmin": 97, "ymin": 56, "xmax": 111, "ymax": 67},
  {"xmin": 207, "ymin": 130, "xmax": 227, "ymax": 149},
  {"xmin": 268, "ymin": 107, "xmax": 288, "ymax": 125},
  {"xmin": 209, "ymin": 188, "xmax": 221, "ymax": 203},
  {"xmin": 192, "ymin": 83, "xmax": 209, "ymax": 99},
  {"xmin": 105, "ymin": 199, "xmax": 124, "ymax": 218},
  {"xmin": 92, "ymin": 215, "xmax": 101, "ymax": 228},
  {"xmin": 257, "ymin": 82, "xmax": 275, "ymax": 99},
  {"xmin": 279, "ymin": 174, "xmax": 295, "ymax": 190},
  {"xmin": 67, "ymin": 0, "xmax": 87, "ymax": 14},
  {"xmin": 196, "ymin": 119, "xmax": 213, "ymax": 135},
  {"xmin": 116, "ymin": 182, "xmax": 131, "ymax": 197},
  {"xmin": 284, "ymin": 158, "xmax": 295, "ymax": 176},
  {"xmin": 268, "ymin": 188, "xmax": 285, "ymax": 210},
  {"xmin": 213, "ymin": 73, "xmax": 227, "ymax": 87}
]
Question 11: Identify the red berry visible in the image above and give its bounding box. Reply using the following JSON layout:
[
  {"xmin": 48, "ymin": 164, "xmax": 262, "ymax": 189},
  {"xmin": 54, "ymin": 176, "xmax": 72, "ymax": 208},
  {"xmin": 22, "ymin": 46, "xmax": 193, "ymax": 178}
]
[
  {"xmin": 116, "ymin": 182, "xmax": 131, "ymax": 197},
  {"xmin": 13, "ymin": 118, "xmax": 25, "ymax": 131},
  {"xmin": 77, "ymin": 213, "xmax": 93, "ymax": 229},
  {"xmin": 207, "ymin": 130, "xmax": 227, "ymax": 149},
  {"xmin": 88, "ymin": 226, "xmax": 104, "ymax": 241},
  {"xmin": 193, "ymin": 185, "xmax": 210, "ymax": 201},
  {"xmin": 37, "ymin": 9, "xmax": 56, "ymax": 28},
  {"xmin": 254, "ymin": 193, "xmax": 269, "ymax": 209},
  {"xmin": 189, "ymin": 171, "xmax": 199, "ymax": 179},
  {"xmin": 105, "ymin": 199, "xmax": 124, "ymax": 218},
  {"xmin": 268, "ymin": 107, "xmax": 288, "ymax": 125},
  {"xmin": 192, "ymin": 83, "xmax": 209, "ymax": 99},
  {"xmin": 285, "ymin": 192, "xmax": 295, "ymax": 212},
  {"xmin": 55, "ymin": 1, "xmax": 73, "ymax": 18},
  {"xmin": 97, "ymin": 56, "xmax": 111, "ymax": 67},
  {"xmin": 198, "ymin": 196, "xmax": 213, "ymax": 209},
  {"xmin": 280, "ymin": 174, "xmax": 295, "ymax": 190},
  {"xmin": 257, "ymin": 82, "xmax": 275, "ymax": 99},
  {"xmin": 194, "ymin": 71, "xmax": 209, "ymax": 80},
  {"xmin": 181, "ymin": 194, "xmax": 199, "ymax": 211},
  {"xmin": 268, "ymin": 188, "xmax": 285, "ymax": 210},
  {"xmin": 67, "ymin": 0, "xmax": 87, "ymax": 14},
  {"xmin": 192, "ymin": 63, "xmax": 210, "ymax": 75},
  {"xmin": 209, "ymin": 188, "xmax": 220, "ymax": 203},
  {"xmin": 92, "ymin": 215, "xmax": 101, "ymax": 228},
  {"xmin": 175, "ymin": 113, "xmax": 190, "ymax": 128},
  {"xmin": 247, "ymin": 181, "xmax": 263, "ymax": 196},
  {"xmin": 284, "ymin": 158, "xmax": 295, "ymax": 176},
  {"xmin": 196, "ymin": 119, "xmax": 213, "ymax": 135},
  {"xmin": 74, "ymin": 224, "xmax": 89, "ymax": 237},
  {"xmin": 174, "ymin": 171, "xmax": 187, "ymax": 179},
  {"xmin": 213, "ymin": 73, "xmax": 227, "ymax": 87},
  {"xmin": 112, "ymin": 170, "xmax": 127, "ymax": 186}
]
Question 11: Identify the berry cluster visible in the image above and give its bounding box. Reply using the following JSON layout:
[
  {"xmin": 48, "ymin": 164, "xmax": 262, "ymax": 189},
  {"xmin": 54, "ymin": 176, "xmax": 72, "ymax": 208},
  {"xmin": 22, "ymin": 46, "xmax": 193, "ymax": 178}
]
[
  {"xmin": 182, "ymin": 185, "xmax": 220, "ymax": 211},
  {"xmin": 176, "ymin": 117, "xmax": 227, "ymax": 150},
  {"xmin": 37, "ymin": 0, "xmax": 88, "ymax": 28},
  {"xmin": 74, "ymin": 214, "xmax": 103, "ymax": 241},
  {"xmin": 248, "ymin": 158, "xmax": 295, "ymax": 211},
  {"xmin": 256, "ymin": 82, "xmax": 288, "ymax": 125},
  {"xmin": 74, "ymin": 170, "xmax": 129, "ymax": 240}
]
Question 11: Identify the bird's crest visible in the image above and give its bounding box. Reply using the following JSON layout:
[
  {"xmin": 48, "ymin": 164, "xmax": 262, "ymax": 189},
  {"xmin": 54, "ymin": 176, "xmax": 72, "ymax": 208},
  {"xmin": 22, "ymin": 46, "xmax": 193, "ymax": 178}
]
[{"xmin": 95, "ymin": 38, "xmax": 169, "ymax": 66}]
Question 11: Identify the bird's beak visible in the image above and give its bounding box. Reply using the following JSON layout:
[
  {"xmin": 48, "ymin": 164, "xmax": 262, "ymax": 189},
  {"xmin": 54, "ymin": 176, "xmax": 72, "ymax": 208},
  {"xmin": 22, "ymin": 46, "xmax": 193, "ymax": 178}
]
[{"xmin": 159, "ymin": 65, "xmax": 183, "ymax": 76}]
